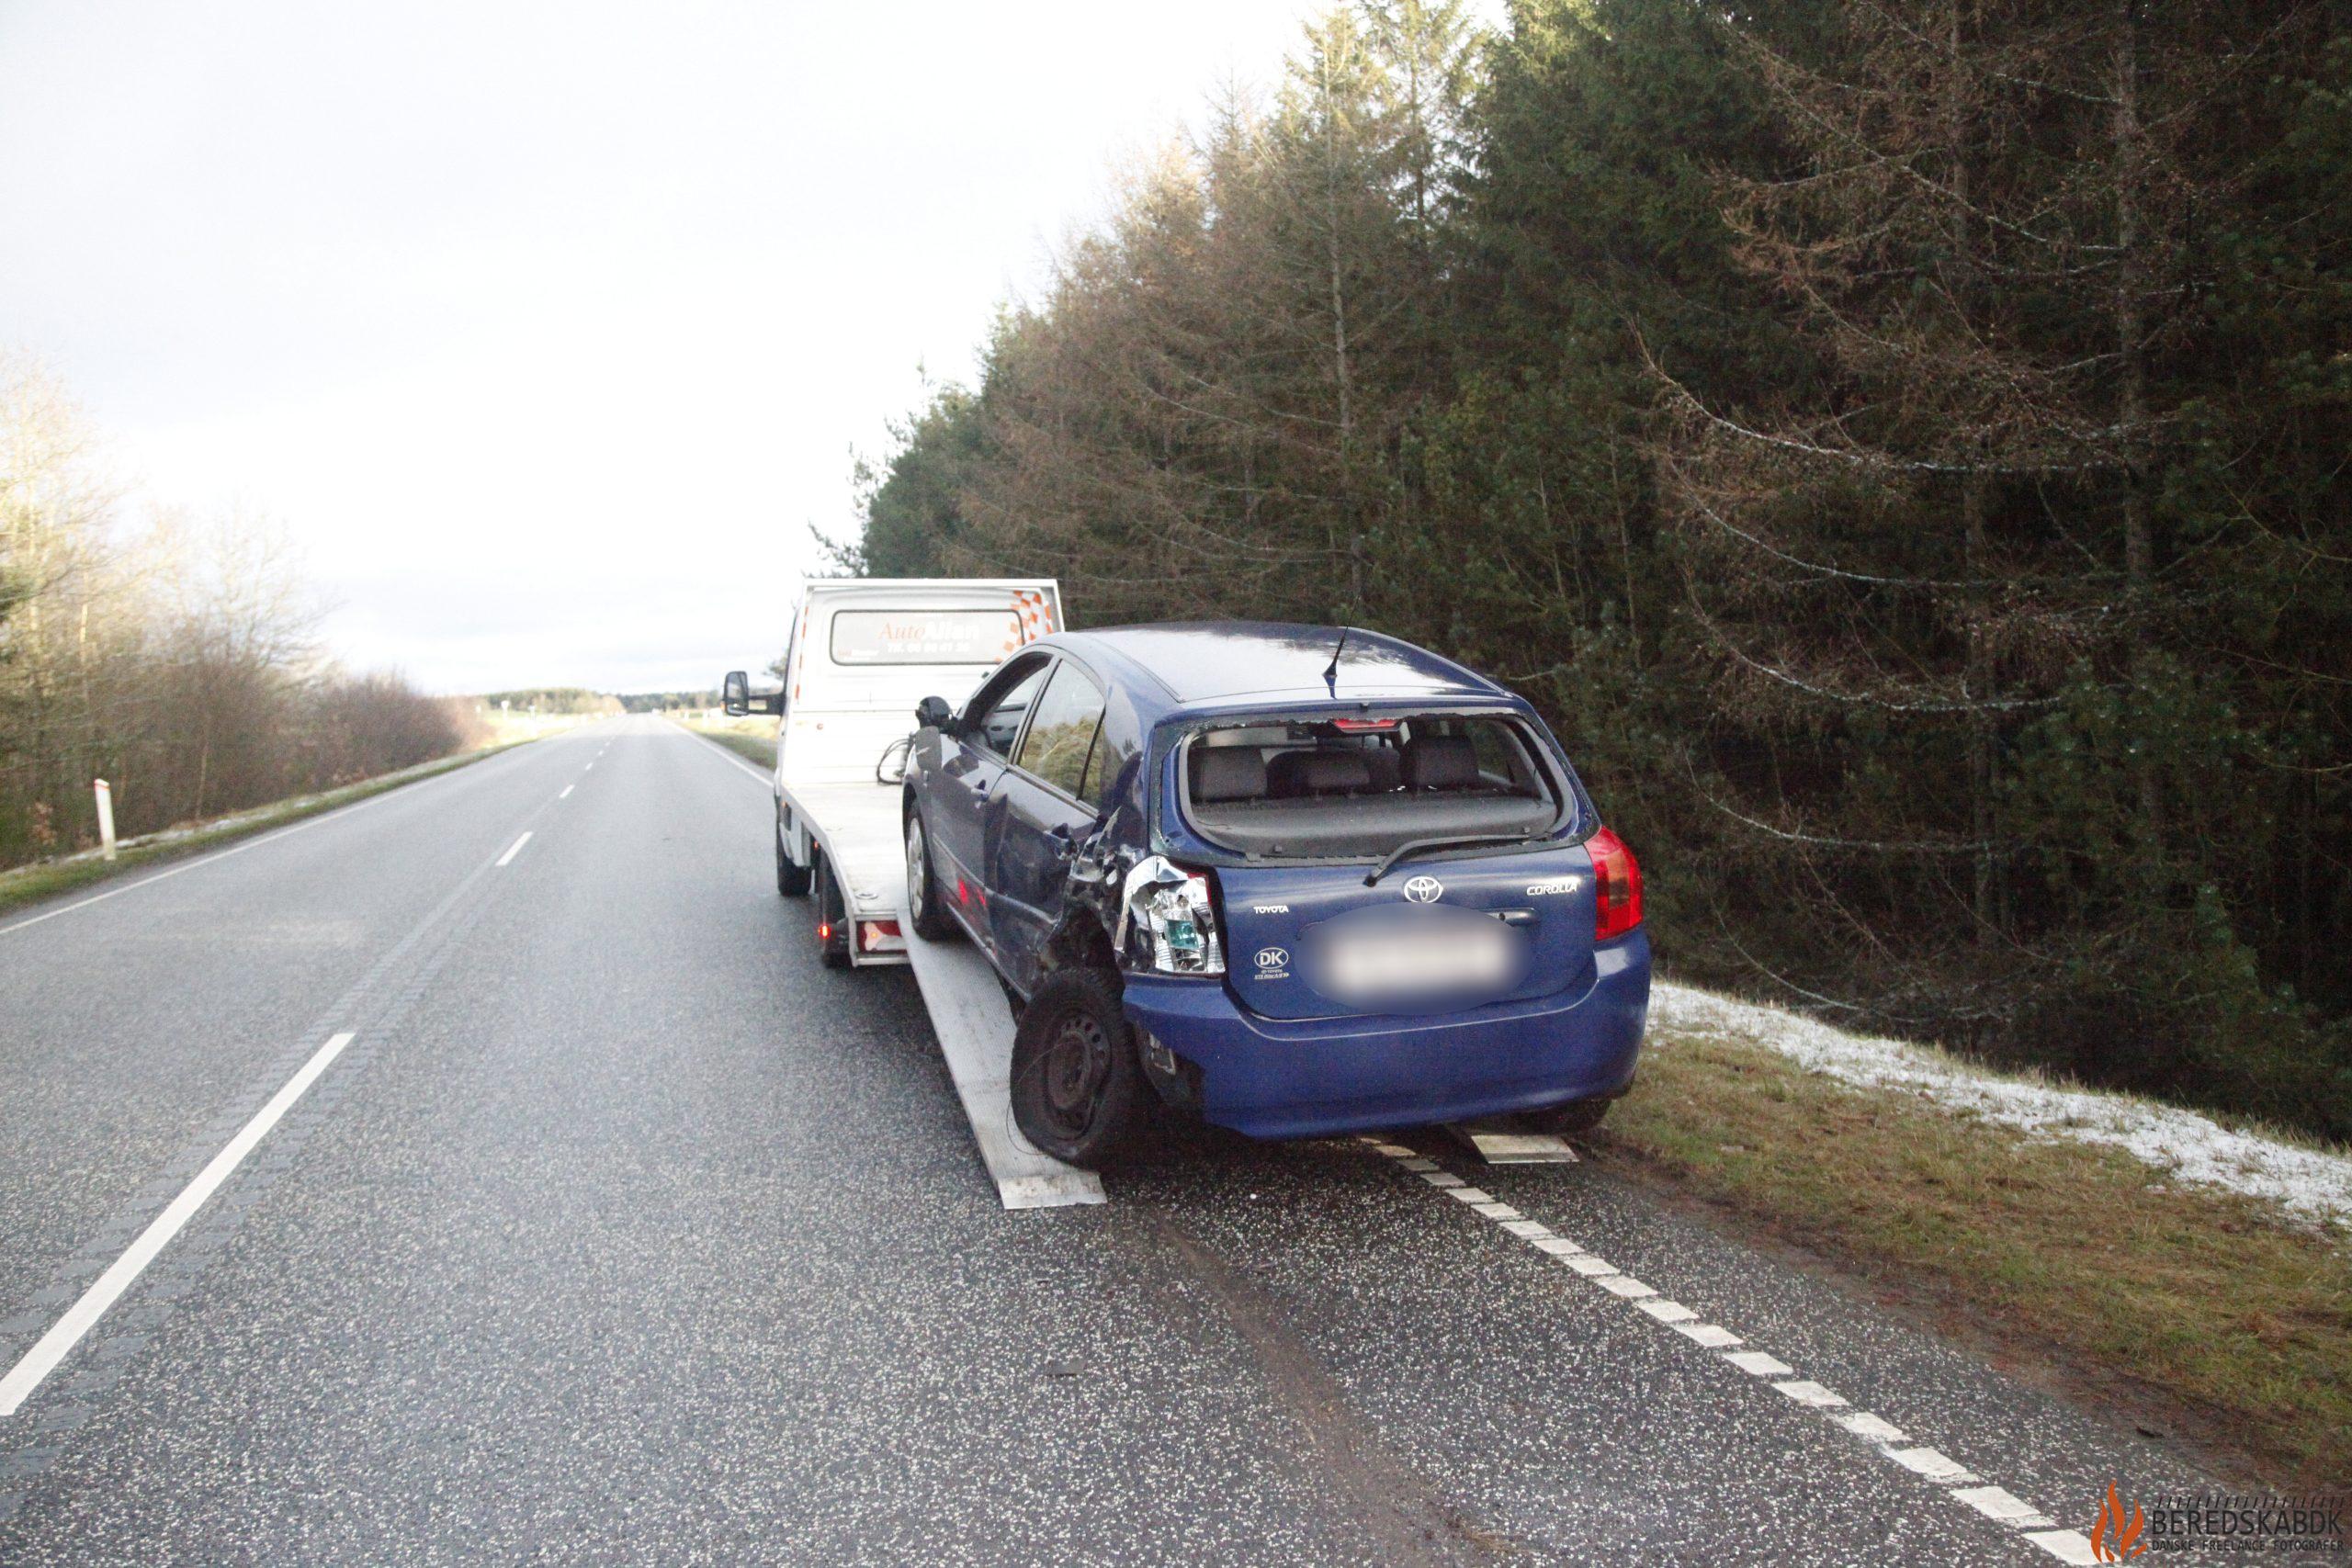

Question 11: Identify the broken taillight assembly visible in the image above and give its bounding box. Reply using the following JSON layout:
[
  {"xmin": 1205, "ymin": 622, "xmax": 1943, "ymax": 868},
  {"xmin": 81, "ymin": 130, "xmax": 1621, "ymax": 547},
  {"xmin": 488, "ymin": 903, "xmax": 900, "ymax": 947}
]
[{"xmin": 1118, "ymin": 856, "xmax": 1226, "ymax": 976}]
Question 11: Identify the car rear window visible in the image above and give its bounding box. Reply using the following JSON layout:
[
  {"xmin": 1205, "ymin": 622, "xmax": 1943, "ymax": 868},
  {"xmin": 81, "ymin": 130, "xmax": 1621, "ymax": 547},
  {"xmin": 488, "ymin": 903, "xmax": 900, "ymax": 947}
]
[
  {"xmin": 1180, "ymin": 713, "xmax": 1562, "ymax": 859},
  {"xmin": 830, "ymin": 609, "xmax": 1023, "ymax": 666}
]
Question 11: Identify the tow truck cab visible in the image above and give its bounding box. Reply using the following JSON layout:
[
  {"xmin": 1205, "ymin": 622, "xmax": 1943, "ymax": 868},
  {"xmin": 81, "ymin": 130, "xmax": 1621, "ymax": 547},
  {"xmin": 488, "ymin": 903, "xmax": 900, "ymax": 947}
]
[{"xmin": 725, "ymin": 578, "xmax": 1062, "ymax": 966}]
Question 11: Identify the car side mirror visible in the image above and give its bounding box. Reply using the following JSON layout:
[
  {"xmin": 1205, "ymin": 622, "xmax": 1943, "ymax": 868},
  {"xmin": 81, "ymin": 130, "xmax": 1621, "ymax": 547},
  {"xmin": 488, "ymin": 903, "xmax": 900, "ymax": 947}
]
[{"xmin": 916, "ymin": 695, "xmax": 954, "ymax": 731}]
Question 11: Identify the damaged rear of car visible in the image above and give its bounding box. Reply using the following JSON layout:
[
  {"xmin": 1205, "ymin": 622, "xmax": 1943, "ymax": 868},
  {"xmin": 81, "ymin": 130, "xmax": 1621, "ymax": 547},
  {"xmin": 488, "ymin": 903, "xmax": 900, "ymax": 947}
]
[{"xmin": 899, "ymin": 621, "xmax": 1650, "ymax": 1167}]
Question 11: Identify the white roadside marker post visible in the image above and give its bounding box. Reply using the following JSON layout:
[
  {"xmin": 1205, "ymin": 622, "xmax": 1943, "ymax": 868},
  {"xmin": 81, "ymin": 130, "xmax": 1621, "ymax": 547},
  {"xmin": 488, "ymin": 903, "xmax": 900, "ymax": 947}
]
[{"xmin": 94, "ymin": 778, "xmax": 118, "ymax": 861}]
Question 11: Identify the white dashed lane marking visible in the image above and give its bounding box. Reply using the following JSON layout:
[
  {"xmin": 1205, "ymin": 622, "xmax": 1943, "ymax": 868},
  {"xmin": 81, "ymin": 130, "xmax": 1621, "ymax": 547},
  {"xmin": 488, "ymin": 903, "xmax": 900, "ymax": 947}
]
[
  {"xmin": 1772, "ymin": 1379, "xmax": 1848, "ymax": 1408},
  {"xmin": 559, "ymin": 784, "xmax": 573, "ymax": 800},
  {"xmin": 1674, "ymin": 1322, "xmax": 1744, "ymax": 1348},
  {"xmin": 1956, "ymin": 1487, "xmax": 2058, "ymax": 1529},
  {"xmin": 1358, "ymin": 1136, "xmax": 2098, "ymax": 1562},
  {"xmin": 1889, "ymin": 1446, "xmax": 1980, "ymax": 1483},
  {"xmin": 494, "ymin": 831, "xmax": 532, "ymax": 867},
  {"xmin": 2025, "ymin": 1529, "xmax": 2103, "ymax": 1564}
]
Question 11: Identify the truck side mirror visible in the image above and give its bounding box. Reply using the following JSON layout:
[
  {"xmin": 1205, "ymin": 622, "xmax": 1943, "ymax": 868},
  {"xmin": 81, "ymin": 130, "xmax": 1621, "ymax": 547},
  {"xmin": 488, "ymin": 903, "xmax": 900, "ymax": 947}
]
[
  {"xmin": 916, "ymin": 695, "xmax": 954, "ymax": 731},
  {"xmin": 721, "ymin": 671, "xmax": 785, "ymax": 717}
]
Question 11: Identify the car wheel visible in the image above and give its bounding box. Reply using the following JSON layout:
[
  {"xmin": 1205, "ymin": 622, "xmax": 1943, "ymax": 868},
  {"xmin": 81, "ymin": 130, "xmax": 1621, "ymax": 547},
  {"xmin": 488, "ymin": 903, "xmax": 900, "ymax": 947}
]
[
  {"xmin": 813, "ymin": 852, "xmax": 850, "ymax": 968},
  {"xmin": 775, "ymin": 811, "xmax": 811, "ymax": 897},
  {"xmin": 1525, "ymin": 1097, "xmax": 1611, "ymax": 1135},
  {"xmin": 903, "ymin": 809, "xmax": 956, "ymax": 941},
  {"xmin": 1010, "ymin": 968, "xmax": 1145, "ymax": 1168}
]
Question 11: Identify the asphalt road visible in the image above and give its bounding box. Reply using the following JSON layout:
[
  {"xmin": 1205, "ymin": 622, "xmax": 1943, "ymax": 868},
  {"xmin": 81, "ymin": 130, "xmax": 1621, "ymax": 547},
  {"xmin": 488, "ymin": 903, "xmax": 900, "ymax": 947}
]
[{"xmin": 0, "ymin": 716, "xmax": 2212, "ymax": 1564}]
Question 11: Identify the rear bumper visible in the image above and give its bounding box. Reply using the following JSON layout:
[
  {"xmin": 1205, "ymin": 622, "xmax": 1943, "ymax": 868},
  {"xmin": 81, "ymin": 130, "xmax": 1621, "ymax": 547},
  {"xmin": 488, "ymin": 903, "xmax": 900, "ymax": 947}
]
[{"xmin": 1121, "ymin": 931, "xmax": 1650, "ymax": 1140}]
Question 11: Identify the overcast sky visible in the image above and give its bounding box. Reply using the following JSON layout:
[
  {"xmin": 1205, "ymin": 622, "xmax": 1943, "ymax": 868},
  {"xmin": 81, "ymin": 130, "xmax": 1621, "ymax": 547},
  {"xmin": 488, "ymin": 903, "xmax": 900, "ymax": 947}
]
[{"xmin": 0, "ymin": 1, "xmax": 1424, "ymax": 694}]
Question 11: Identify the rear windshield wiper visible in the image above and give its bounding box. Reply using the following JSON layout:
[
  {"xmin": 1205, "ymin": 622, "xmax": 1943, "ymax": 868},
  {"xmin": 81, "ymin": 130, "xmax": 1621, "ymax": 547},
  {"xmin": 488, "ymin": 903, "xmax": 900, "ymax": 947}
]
[{"xmin": 1364, "ymin": 833, "xmax": 1546, "ymax": 887}]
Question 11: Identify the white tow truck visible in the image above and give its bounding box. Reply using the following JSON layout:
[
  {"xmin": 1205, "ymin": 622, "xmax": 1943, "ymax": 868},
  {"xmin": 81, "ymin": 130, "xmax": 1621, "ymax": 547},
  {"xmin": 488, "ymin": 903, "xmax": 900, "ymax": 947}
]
[{"xmin": 718, "ymin": 578, "xmax": 1104, "ymax": 1209}]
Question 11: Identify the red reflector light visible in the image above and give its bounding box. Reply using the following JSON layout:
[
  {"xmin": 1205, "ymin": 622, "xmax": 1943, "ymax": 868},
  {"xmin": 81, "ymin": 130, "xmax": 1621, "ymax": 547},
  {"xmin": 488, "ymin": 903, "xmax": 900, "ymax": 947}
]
[
  {"xmin": 859, "ymin": 919, "xmax": 904, "ymax": 952},
  {"xmin": 1331, "ymin": 716, "xmax": 1398, "ymax": 731},
  {"xmin": 818, "ymin": 921, "xmax": 832, "ymax": 941},
  {"xmin": 1589, "ymin": 826, "xmax": 1643, "ymax": 941}
]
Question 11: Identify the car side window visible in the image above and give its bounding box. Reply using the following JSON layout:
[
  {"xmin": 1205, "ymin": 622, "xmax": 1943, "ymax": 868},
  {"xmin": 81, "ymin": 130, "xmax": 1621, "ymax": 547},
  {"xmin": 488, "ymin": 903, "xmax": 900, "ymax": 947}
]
[
  {"xmin": 1014, "ymin": 662, "xmax": 1105, "ymax": 801},
  {"xmin": 1080, "ymin": 721, "xmax": 1133, "ymax": 811},
  {"xmin": 972, "ymin": 660, "xmax": 1048, "ymax": 760}
]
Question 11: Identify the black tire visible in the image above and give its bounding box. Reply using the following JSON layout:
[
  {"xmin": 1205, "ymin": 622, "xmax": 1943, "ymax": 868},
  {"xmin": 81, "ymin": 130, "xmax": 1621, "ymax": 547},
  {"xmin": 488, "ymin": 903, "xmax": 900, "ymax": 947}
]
[
  {"xmin": 1010, "ymin": 968, "xmax": 1146, "ymax": 1167},
  {"xmin": 775, "ymin": 810, "xmax": 811, "ymax": 897},
  {"xmin": 903, "ymin": 807, "xmax": 956, "ymax": 942},
  {"xmin": 1525, "ymin": 1097, "xmax": 1611, "ymax": 1135},
  {"xmin": 813, "ymin": 853, "xmax": 851, "ymax": 968}
]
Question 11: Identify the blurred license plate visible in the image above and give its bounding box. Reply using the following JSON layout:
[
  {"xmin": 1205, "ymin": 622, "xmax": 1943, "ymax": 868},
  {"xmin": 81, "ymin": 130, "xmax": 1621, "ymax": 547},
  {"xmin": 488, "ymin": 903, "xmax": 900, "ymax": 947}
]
[{"xmin": 1309, "ymin": 912, "xmax": 1521, "ymax": 1009}]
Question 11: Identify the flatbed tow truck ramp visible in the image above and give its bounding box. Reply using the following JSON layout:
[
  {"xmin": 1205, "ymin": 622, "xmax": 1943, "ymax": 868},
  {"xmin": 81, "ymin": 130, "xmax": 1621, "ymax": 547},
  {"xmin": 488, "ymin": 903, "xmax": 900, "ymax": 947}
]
[
  {"xmin": 718, "ymin": 577, "xmax": 1571, "ymax": 1212},
  {"xmin": 899, "ymin": 915, "xmax": 1105, "ymax": 1209}
]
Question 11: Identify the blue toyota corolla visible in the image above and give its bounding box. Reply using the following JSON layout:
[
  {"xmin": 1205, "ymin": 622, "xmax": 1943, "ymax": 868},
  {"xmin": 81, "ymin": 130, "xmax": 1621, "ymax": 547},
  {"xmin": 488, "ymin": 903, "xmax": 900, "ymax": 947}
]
[{"xmin": 899, "ymin": 622, "xmax": 1650, "ymax": 1166}]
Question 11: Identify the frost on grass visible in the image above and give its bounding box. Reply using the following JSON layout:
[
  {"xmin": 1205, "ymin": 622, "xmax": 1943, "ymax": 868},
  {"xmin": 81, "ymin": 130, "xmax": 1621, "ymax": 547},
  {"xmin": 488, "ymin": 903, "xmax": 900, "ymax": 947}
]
[{"xmin": 1651, "ymin": 983, "xmax": 2352, "ymax": 1230}]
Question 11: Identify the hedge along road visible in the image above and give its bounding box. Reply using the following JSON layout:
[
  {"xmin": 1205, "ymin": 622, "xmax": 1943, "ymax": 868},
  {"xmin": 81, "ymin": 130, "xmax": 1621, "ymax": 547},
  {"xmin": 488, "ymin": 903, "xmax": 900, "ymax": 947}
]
[{"xmin": 0, "ymin": 714, "xmax": 2211, "ymax": 1564}]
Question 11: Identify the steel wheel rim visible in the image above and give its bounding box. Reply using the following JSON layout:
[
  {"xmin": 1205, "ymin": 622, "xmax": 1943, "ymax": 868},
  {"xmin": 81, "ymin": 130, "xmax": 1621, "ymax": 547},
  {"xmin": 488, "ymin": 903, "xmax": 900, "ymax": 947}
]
[
  {"xmin": 1039, "ymin": 1007, "xmax": 1110, "ymax": 1137},
  {"xmin": 905, "ymin": 819, "xmax": 926, "ymax": 920}
]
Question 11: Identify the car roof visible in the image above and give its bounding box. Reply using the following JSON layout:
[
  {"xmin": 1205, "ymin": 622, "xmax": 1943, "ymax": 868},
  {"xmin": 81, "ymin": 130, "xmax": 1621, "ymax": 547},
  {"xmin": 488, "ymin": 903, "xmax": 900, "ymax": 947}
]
[{"xmin": 1044, "ymin": 621, "xmax": 1508, "ymax": 708}]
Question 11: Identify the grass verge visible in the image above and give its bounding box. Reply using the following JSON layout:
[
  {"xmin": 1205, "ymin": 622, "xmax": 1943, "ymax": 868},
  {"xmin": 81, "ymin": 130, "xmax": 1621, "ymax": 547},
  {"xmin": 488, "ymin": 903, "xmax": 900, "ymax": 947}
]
[
  {"xmin": 1600, "ymin": 1029, "xmax": 2352, "ymax": 1486},
  {"xmin": 673, "ymin": 714, "xmax": 778, "ymax": 771},
  {"xmin": 0, "ymin": 744, "xmax": 525, "ymax": 921}
]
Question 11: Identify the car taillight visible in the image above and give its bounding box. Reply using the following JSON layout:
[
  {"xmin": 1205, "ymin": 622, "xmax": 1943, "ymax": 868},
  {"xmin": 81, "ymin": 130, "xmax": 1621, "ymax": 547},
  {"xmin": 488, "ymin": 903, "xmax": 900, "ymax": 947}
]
[{"xmin": 1589, "ymin": 826, "xmax": 1642, "ymax": 941}]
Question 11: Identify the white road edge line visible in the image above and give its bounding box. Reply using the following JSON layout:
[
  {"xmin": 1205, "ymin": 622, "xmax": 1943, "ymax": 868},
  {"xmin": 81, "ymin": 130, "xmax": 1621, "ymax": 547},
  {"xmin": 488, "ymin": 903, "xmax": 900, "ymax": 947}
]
[
  {"xmin": 0, "ymin": 1031, "xmax": 358, "ymax": 1417},
  {"xmin": 495, "ymin": 831, "xmax": 532, "ymax": 867},
  {"xmin": 1356, "ymin": 1136, "xmax": 2086, "ymax": 1559},
  {"xmin": 669, "ymin": 719, "xmax": 775, "ymax": 786},
  {"xmin": 0, "ymin": 752, "xmax": 516, "ymax": 941}
]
